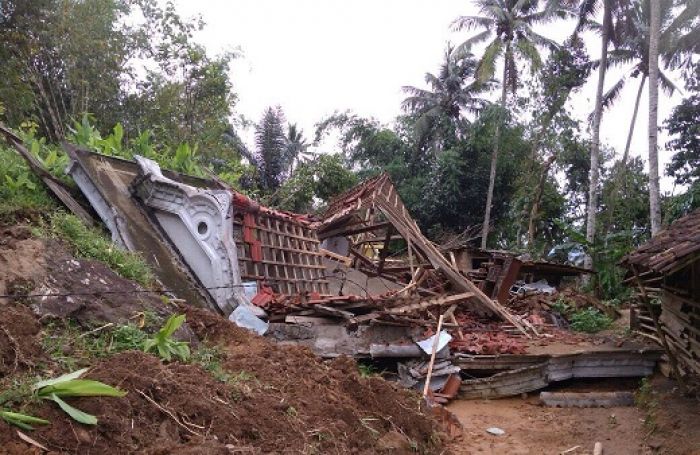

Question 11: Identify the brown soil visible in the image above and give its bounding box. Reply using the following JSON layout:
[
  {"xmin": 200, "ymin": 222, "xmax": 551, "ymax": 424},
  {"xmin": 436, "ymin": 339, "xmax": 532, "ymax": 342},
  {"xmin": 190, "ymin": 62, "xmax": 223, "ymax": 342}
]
[
  {"xmin": 643, "ymin": 376, "xmax": 700, "ymax": 455},
  {"xmin": 0, "ymin": 304, "xmax": 44, "ymax": 377},
  {"xmin": 183, "ymin": 306, "xmax": 443, "ymax": 453},
  {"xmin": 0, "ymin": 314, "xmax": 442, "ymax": 454},
  {"xmin": 0, "ymin": 225, "xmax": 444, "ymax": 454},
  {"xmin": 446, "ymin": 376, "xmax": 700, "ymax": 455}
]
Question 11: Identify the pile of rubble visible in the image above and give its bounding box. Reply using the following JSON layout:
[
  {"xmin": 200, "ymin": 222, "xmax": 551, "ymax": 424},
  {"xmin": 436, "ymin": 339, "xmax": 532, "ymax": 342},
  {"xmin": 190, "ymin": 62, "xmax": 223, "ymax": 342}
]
[{"xmin": 2, "ymin": 130, "xmax": 662, "ymax": 403}]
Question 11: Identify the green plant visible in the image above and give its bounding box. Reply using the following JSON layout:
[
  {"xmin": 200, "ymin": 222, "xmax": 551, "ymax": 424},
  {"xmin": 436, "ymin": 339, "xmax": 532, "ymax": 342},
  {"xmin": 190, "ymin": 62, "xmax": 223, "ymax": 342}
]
[
  {"xmin": 0, "ymin": 410, "xmax": 50, "ymax": 430},
  {"xmin": 551, "ymin": 297, "xmax": 572, "ymax": 315},
  {"xmin": 33, "ymin": 369, "xmax": 126, "ymax": 425},
  {"xmin": 109, "ymin": 324, "xmax": 148, "ymax": 352},
  {"xmin": 569, "ymin": 308, "xmax": 613, "ymax": 333},
  {"xmin": 358, "ymin": 363, "xmax": 379, "ymax": 378},
  {"xmin": 143, "ymin": 314, "xmax": 190, "ymax": 362}
]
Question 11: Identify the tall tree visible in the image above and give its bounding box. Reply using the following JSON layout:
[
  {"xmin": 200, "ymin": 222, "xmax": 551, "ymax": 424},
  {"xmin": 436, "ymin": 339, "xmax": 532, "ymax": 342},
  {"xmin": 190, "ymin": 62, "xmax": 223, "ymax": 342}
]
[
  {"xmin": 401, "ymin": 45, "xmax": 488, "ymax": 153},
  {"xmin": 452, "ymin": 0, "xmax": 570, "ymax": 248},
  {"xmin": 599, "ymin": 0, "xmax": 692, "ymax": 235},
  {"xmin": 285, "ymin": 123, "xmax": 312, "ymax": 175},
  {"xmin": 254, "ymin": 106, "xmax": 289, "ymax": 191},
  {"xmin": 647, "ymin": 0, "xmax": 662, "ymax": 234},
  {"xmin": 665, "ymin": 61, "xmax": 700, "ymax": 186},
  {"xmin": 577, "ymin": 0, "xmax": 629, "ymax": 269},
  {"xmin": 525, "ymin": 35, "xmax": 591, "ymax": 245}
]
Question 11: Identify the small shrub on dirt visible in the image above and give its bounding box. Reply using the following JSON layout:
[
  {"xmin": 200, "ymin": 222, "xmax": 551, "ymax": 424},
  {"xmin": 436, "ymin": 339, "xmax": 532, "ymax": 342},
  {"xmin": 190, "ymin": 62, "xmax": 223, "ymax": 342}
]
[
  {"xmin": 34, "ymin": 368, "xmax": 126, "ymax": 425},
  {"xmin": 42, "ymin": 322, "xmax": 148, "ymax": 370},
  {"xmin": 569, "ymin": 308, "xmax": 613, "ymax": 333},
  {"xmin": 48, "ymin": 212, "xmax": 153, "ymax": 286},
  {"xmin": 143, "ymin": 314, "xmax": 190, "ymax": 362},
  {"xmin": 635, "ymin": 378, "xmax": 658, "ymax": 431}
]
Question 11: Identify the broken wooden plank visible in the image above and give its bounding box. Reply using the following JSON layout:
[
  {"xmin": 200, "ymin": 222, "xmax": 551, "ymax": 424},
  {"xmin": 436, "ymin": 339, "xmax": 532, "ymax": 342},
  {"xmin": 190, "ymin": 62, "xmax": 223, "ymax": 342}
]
[{"xmin": 0, "ymin": 123, "xmax": 94, "ymax": 226}]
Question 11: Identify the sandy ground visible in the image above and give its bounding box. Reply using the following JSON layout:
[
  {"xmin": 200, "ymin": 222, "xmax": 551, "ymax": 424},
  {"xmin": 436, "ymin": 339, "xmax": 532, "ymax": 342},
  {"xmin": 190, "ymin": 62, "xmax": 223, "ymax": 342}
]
[{"xmin": 446, "ymin": 395, "xmax": 648, "ymax": 455}]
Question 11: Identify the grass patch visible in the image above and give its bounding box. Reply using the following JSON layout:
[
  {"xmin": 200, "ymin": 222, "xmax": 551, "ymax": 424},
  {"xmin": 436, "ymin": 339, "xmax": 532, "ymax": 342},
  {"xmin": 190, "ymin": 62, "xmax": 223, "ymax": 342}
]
[
  {"xmin": 47, "ymin": 211, "xmax": 154, "ymax": 287},
  {"xmin": 41, "ymin": 321, "xmax": 148, "ymax": 371}
]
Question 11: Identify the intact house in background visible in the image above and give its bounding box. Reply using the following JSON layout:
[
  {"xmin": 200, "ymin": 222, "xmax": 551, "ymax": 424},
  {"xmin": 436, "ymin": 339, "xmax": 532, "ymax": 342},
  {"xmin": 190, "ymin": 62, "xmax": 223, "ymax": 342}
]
[{"xmin": 621, "ymin": 208, "xmax": 700, "ymax": 378}]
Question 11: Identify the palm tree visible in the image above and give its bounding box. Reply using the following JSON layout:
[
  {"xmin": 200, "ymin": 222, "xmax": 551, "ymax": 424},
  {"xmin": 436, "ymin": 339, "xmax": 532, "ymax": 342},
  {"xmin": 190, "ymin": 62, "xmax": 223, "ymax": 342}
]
[
  {"xmin": 452, "ymin": 0, "xmax": 571, "ymax": 249},
  {"xmin": 599, "ymin": 0, "xmax": 690, "ymax": 235},
  {"xmin": 577, "ymin": 0, "xmax": 630, "ymax": 270},
  {"xmin": 285, "ymin": 123, "xmax": 313, "ymax": 175},
  {"xmin": 647, "ymin": 0, "xmax": 700, "ymax": 234},
  {"xmin": 401, "ymin": 45, "xmax": 488, "ymax": 152}
]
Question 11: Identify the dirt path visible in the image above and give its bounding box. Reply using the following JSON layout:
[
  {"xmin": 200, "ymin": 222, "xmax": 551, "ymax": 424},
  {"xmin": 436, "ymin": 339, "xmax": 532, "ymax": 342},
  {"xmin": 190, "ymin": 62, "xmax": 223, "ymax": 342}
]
[{"xmin": 446, "ymin": 396, "xmax": 648, "ymax": 455}]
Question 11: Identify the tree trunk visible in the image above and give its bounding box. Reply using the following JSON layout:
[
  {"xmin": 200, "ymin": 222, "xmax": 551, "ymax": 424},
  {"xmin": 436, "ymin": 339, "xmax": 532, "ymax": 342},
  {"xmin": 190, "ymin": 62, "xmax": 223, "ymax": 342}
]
[
  {"xmin": 584, "ymin": 2, "xmax": 611, "ymax": 271},
  {"xmin": 648, "ymin": 0, "xmax": 662, "ymax": 235},
  {"xmin": 481, "ymin": 53, "xmax": 509, "ymax": 249},
  {"xmin": 603, "ymin": 75, "xmax": 646, "ymax": 237},
  {"xmin": 528, "ymin": 154, "xmax": 557, "ymax": 245}
]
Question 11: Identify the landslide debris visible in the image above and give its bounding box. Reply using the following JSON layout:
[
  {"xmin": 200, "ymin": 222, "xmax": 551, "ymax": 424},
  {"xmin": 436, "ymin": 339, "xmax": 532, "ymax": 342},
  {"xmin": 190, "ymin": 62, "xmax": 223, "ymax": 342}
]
[{"xmin": 0, "ymin": 225, "xmax": 443, "ymax": 454}]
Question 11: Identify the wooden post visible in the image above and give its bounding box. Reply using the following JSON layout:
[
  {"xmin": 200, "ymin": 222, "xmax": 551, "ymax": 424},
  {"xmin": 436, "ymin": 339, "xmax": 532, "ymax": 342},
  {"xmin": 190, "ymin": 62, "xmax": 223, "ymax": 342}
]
[{"xmin": 423, "ymin": 314, "xmax": 445, "ymax": 397}]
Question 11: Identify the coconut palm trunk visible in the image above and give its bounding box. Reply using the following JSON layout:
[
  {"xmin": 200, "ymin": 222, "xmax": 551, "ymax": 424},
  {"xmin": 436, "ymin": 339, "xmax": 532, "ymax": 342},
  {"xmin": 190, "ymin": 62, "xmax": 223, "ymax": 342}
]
[
  {"xmin": 603, "ymin": 75, "xmax": 646, "ymax": 236},
  {"xmin": 481, "ymin": 50, "xmax": 509, "ymax": 249},
  {"xmin": 584, "ymin": 1, "xmax": 611, "ymax": 271},
  {"xmin": 647, "ymin": 0, "xmax": 662, "ymax": 234}
]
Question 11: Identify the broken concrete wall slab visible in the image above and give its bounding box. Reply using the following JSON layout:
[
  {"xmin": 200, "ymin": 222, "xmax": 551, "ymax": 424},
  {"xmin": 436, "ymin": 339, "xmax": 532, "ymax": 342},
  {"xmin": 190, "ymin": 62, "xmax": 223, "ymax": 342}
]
[{"xmin": 64, "ymin": 146, "xmax": 223, "ymax": 312}]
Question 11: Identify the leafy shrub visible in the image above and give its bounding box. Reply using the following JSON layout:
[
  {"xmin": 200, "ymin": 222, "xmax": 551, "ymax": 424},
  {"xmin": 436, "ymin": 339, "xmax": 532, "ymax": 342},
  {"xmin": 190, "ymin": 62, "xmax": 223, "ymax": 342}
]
[
  {"xmin": 48, "ymin": 212, "xmax": 153, "ymax": 286},
  {"xmin": 143, "ymin": 314, "xmax": 190, "ymax": 362},
  {"xmin": 0, "ymin": 146, "xmax": 55, "ymax": 217},
  {"xmin": 569, "ymin": 308, "xmax": 613, "ymax": 333},
  {"xmin": 34, "ymin": 368, "xmax": 126, "ymax": 425}
]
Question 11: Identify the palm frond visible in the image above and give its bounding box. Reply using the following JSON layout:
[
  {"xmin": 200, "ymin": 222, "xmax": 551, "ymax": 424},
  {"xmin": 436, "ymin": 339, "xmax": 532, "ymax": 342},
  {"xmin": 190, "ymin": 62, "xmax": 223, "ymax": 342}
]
[
  {"xmin": 658, "ymin": 70, "xmax": 680, "ymax": 97},
  {"xmin": 451, "ymin": 15, "xmax": 493, "ymax": 32},
  {"xmin": 475, "ymin": 38, "xmax": 503, "ymax": 83},
  {"xmin": 453, "ymin": 30, "xmax": 492, "ymax": 59},
  {"xmin": 515, "ymin": 38, "xmax": 542, "ymax": 72},
  {"xmin": 576, "ymin": 0, "xmax": 600, "ymax": 30},
  {"xmin": 602, "ymin": 75, "xmax": 628, "ymax": 110}
]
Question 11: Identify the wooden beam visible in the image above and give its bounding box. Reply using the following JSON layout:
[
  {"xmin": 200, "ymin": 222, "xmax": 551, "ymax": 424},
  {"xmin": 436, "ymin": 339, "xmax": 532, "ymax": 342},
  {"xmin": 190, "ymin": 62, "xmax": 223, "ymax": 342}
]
[{"xmin": 0, "ymin": 123, "xmax": 95, "ymax": 226}]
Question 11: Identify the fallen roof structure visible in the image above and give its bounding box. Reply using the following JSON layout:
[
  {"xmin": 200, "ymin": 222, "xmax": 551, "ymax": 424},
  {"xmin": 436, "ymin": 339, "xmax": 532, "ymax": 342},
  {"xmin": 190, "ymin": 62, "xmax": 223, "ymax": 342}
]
[
  {"xmin": 318, "ymin": 172, "xmax": 528, "ymax": 333},
  {"xmin": 621, "ymin": 209, "xmax": 700, "ymax": 377}
]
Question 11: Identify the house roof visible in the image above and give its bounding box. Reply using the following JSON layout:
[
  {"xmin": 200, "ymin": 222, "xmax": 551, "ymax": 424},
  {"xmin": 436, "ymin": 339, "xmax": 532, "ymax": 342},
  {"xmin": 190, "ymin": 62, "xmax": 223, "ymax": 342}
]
[{"xmin": 621, "ymin": 208, "xmax": 700, "ymax": 276}]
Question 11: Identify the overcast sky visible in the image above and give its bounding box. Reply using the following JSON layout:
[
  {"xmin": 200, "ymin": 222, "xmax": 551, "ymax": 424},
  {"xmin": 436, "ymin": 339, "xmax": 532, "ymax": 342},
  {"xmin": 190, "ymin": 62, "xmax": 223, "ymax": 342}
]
[{"xmin": 170, "ymin": 0, "xmax": 683, "ymax": 191}]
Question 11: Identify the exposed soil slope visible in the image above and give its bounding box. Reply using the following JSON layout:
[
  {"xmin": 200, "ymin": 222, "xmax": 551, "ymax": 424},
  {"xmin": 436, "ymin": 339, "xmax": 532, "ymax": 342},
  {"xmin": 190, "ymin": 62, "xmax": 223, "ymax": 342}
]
[{"xmin": 0, "ymin": 225, "xmax": 443, "ymax": 454}]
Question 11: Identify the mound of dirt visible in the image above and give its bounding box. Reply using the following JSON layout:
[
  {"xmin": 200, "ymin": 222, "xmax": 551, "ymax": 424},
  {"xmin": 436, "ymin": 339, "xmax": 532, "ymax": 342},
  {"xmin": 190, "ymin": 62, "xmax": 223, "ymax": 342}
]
[
  {"xmin": 0, "ymin": 226, "xmax": 443, "ymax": 454},
  {"xmin": 0, "ymin": 313, "xmax": 441, "ymax": 454}
]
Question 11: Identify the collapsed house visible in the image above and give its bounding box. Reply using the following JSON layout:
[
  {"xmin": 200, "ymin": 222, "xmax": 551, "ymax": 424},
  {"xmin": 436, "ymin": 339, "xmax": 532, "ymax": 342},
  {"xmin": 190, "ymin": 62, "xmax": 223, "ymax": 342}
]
[
  {"xmin": 621, "ymin": 209, "xmax": 700, "ymax": 378},
  {"xmin": 0, "ymin": 126, "xmax": 664, "ymax": 400}
]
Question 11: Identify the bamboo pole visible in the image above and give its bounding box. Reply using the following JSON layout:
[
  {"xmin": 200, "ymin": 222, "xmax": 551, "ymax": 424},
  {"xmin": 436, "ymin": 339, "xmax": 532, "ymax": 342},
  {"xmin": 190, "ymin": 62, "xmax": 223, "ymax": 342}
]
[{"xmin": 423, "ymin": 314, "xmax": 445, "ymax": 398}]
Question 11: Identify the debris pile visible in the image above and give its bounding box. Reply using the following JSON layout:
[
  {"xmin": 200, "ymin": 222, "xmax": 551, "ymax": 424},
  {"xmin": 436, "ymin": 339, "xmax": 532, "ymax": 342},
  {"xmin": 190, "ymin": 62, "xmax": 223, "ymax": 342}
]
[{"xmin": 0, "ymin": 135, "xmax": 665, "ymax": 410}]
